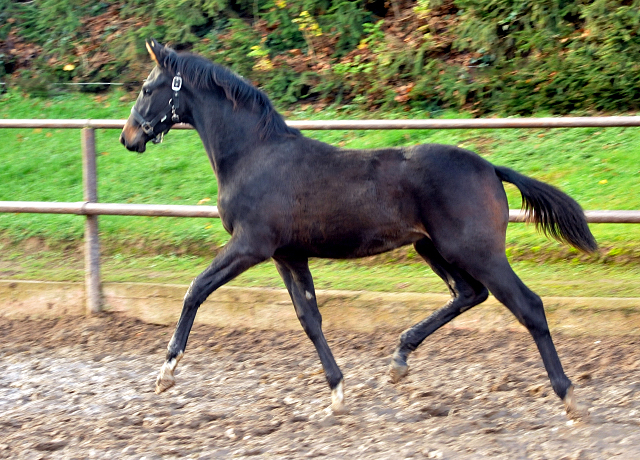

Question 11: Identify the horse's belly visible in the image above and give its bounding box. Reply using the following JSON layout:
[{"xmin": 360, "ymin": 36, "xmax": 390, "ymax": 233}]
[{"xmin": 285, "ymin": 223, "xmax": 425, "ymax": 259}]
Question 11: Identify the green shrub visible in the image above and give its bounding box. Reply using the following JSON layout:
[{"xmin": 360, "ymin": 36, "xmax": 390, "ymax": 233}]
[{"xmin": 2, "ymin": 0, "xmax": 640, "ymax": 114}]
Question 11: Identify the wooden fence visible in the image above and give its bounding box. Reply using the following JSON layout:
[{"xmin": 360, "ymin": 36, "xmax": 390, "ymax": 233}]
[{"xmin": 2, "ymin": 117, "xmax": 640, "ymax": 314}]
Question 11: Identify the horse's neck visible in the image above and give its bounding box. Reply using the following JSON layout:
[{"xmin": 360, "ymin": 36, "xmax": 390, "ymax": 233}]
[{"xmin": 191, "ymin": 101, "xmax": 262, "ymax": 180}]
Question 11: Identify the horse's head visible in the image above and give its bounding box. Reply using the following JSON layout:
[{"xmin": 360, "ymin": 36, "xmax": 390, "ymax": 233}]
[{"xmin": 120, "ymin": 39, "xmax": 185, "ymax": 153}]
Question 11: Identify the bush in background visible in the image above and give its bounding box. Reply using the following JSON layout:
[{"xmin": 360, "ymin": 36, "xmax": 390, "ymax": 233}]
[{"xmin": 1, "ymin": 0, "xmax": 640, "ymax": 114}]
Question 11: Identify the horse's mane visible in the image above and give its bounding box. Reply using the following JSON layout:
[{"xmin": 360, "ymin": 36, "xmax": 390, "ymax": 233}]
[{"xmin": 163, "ymin": 51, "xmax": 300, "ymax": 140}]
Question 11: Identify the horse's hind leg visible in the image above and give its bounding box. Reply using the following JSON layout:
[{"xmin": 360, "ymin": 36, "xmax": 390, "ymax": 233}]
[
  {"xmin": 274, "ymin": 256, "xmax": 346, "ymax": 414},
  {"xmin": 469, "ymin": 257, "xmax": 581, "ymax": 418},
  {"xmin": 390, "ymin": 237, "xmax": 489, "ymax": 382}
]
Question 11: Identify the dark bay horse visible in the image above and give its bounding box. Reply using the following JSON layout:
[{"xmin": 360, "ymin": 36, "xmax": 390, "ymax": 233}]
[{"xmin": 120, "ymin": 39, "xmax": 597, "ymax": 418}]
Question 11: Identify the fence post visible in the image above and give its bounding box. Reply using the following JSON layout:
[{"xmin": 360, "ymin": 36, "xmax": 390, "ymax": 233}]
[{"xmin": 81, "ymin": 127, "xmax": 102, "ymax": 313}]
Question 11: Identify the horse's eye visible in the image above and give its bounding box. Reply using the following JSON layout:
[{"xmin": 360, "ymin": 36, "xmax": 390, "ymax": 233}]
[{"xmin": 143, "ymin": 87, "xmax": 152, "ymax": 96}]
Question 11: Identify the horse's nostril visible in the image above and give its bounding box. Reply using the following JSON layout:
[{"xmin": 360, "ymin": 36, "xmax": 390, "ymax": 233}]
[{"xmin": 119, "ymin": 133, "xmax": 125, "ymax": 145}]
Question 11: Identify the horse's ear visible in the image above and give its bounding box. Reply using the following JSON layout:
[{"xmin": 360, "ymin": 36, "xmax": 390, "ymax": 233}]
[{"xmin": 145, "ymin": 39, "xmax": 163, "ymax": 66}]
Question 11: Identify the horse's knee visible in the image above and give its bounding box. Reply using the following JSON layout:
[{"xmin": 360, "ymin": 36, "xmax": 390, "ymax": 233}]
[{"xmin": 398, "ymin": 327, "xmax": 420, "ymax": 352}]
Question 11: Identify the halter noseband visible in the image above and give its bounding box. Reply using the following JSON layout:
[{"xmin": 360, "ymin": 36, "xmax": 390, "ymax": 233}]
[{"xmin": 130, "ymin": 73, "xmax": 182, "ymax": 144}]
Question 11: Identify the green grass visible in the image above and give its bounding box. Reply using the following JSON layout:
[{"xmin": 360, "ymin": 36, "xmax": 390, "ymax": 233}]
[
  {"xmin": 1, "ymin": 90, "xmax": 639, "ymax": 297},
  {"xmin": 2, "ymin": 241, "xmax": 640, "ymax": 297}
]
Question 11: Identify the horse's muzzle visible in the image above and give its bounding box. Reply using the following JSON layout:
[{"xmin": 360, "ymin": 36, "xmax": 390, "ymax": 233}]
[{"xmin": 120, "ymin": 120, "xmax": 147, "ymax": 153}]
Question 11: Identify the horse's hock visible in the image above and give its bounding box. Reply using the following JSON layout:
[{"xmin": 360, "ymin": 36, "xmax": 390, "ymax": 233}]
[{"xmin": 1, "ymin": 280, "xmax": 639, "ymax": 336}]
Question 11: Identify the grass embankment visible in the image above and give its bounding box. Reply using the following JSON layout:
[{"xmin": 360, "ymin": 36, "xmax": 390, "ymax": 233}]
[{"xmin": 1, "ymin": 90, "xmax": 639, "ymax": 298}]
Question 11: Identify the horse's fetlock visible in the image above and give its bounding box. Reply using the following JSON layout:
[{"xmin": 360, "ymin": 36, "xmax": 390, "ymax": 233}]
[
  {"xmin": 398, "ymin": 328, "xmax": 418, "ymax": 348},
  {"xmin": 552, "ymin": 377, "xmax": 573, "ymax": 400},
  {"xmin": 166, "ymin": 343, "xmax": 184, "ymax": 361},
  {"xmin": 327, "ymin": 371, "xmax": 344, "ymax": 390}
]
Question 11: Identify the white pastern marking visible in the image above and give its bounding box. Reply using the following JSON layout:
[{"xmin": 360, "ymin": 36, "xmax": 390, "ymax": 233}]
[
  {"xmin": 161, "ymin": 351, "xmax": 184, "ymax": 376},
  {"xmin": 305, "ymin": 290, "xmax": 313, "ymax": 300},
  {"xmin": 156, "ymin": 351, "xmax": 184, "ymax": 393},
  {"xmin": 327, "ymin": 379, "xmax": 348, "ymax": 414},
  {"xmin": 159, "ymin": 360, "xmax": 175, "ymax": 379},
  {"xmin": 332, "ymin": 380, "xmax": 344, "ymax": 406}
]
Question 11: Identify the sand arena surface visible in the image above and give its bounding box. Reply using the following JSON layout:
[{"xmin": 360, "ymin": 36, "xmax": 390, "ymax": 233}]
[{"xmin": 0, "ymin": 314, "xmax": 639, "ymax": 459}]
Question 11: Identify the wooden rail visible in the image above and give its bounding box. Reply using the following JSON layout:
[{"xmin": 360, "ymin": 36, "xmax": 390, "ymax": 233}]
[
  {"xmin": 1, "ymin": 202, "xmax": 639, "ymax": 223},
  {"xmin": 3, "ymin": 115, "xmax": 640, "ymax": 129},
  {"xmin": 2, "ymin": 117, "xmax": 639, "ymax": 313}
]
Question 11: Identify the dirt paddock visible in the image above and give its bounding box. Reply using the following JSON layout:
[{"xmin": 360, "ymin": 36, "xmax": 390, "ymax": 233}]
[{"xmin": 1, "ymin": 313, "xmax": 639, "ymax": 459}]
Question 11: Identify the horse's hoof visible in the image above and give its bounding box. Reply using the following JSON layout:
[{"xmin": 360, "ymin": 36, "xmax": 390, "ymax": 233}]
[
  {"xmin": 563, "ymin": 385, "xmax": 588, "ymax": 421},
  {"xmin": 155, "ymin": 374, "xmax": 175, "ymax": 394},
  {"xmin": 329, "ymin": 400, "xmax": 349, "ymax": 415},
  {"xmin": 389, "ymin": 360, "xmax": 409, "ymax": 383},
  {"xmin": 155, "ymin": 357, "xmax": 180, "ymax": 394}
]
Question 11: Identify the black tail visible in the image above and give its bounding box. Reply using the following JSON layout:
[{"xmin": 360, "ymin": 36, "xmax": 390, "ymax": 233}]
[{"xmin": 495, "ymin": 166, "xmax": 598, "ymax": 253}]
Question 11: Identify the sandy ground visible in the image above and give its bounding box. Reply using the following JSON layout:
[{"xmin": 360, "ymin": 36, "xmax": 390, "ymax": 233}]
[{"xmin": 0, "ymin": 313, "xmax": 639, "ymax": 459}]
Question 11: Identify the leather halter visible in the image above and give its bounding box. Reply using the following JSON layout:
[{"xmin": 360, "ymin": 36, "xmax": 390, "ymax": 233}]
[{"xmin": 130, "ymin": 73, "xmax": 182, "ymax": 144}]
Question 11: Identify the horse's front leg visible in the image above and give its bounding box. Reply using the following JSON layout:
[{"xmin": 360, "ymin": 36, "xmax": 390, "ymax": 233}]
[
  {"xmin": 156, "ymin": 237, "xmax": 268, "ymax": 393},
  {"xmin": 274, "ymin": 256, "xmax": 347, "ymax": 414}
]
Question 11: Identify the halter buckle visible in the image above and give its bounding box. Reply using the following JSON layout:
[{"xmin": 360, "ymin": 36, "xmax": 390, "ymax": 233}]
[
  {"xmin": 172, "ymin": 75, "xmax": 182, "ymax": 91},
  {"xmin": 141, "ymin": 121, "xmax": 155, "ymax": 136}
]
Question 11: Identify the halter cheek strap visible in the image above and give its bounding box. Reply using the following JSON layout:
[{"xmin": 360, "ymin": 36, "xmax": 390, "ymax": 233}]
[{"xmin": 131, "ymin": 73, "xmax": 183, "ymax": 143}]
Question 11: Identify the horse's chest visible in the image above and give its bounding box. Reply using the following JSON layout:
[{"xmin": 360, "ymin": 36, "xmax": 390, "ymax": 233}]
[{"xmin": 215, "ymin": 193, "xmax": 237, "ymax": 234}]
